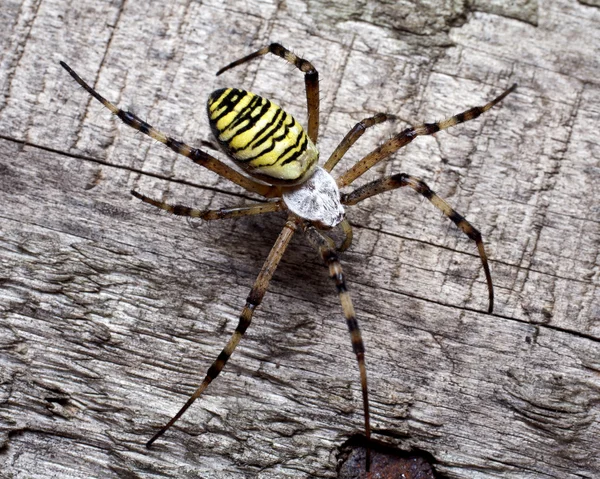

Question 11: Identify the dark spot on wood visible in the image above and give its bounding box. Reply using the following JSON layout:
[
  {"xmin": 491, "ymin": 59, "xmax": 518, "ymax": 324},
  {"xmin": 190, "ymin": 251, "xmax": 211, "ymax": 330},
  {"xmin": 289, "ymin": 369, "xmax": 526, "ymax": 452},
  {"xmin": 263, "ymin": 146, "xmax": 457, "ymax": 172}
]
[{"xmin": 338, "ymin": 437, "xmax": 440, "ymax": 479}]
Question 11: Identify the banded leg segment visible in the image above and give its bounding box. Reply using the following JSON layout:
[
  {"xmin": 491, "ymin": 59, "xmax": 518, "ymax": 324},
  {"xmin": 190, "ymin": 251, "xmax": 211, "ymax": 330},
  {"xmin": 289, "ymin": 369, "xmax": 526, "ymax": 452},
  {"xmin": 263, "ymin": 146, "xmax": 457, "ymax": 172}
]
[
  {"xmin": 131, "ymin": 190, "xmax": 284, "ymax": 220},
  {"xmin": 337, "ymin": 84, "xmax": 517, "ymax": 188},
  {"xmin": 323, "ymin": 113, "xmax": 397, "ymax": 173},
  {"xmin": 304, "ymin": 225, "xmax": 372, "ymax": 472},
  {"xmin": 343, "ymin": 174, "xmax": 494, "ymax": 313},
  {"xmin": 60, "ymin": 62, "xmax": 276, "ymax": 198},
  {"xmin": 216, "ymin": 43, "xmax": 320, "ymax": 144},
  {"xmin": 146, "ymin": 217, "xmax": 298, "ymax": 447}
]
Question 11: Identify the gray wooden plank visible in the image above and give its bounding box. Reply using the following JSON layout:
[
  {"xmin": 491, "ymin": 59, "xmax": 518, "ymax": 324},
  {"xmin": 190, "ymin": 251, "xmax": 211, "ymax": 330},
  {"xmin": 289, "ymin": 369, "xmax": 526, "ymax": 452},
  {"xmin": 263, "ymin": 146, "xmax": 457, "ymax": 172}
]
[{"xmin": 1, "ymin": 0, "xmax": 599, "ymax": 478}]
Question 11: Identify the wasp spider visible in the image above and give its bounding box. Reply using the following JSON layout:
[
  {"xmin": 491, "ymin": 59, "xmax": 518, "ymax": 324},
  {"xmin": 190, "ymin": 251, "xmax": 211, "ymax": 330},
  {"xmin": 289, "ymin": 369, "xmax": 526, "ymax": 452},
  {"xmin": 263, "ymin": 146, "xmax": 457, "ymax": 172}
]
[{"xmin": 61, "ymin": 43, "xmax": 515, "ymax": 472}]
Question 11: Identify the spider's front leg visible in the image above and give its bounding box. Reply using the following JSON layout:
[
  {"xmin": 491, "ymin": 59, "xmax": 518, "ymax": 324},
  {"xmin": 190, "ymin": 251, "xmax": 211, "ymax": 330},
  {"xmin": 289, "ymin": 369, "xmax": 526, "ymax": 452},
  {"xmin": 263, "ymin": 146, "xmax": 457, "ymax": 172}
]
[
  {"xmin": 342, "ymin": 175, "xmax": 494, "ymax": 313},
  {"xmin": 323, "ymin": 113, "xmax": 398, "ymax": 173},
  {"xmin": 303, "ymin": 224, "xmax": 372, "ymax": 472},
  {"xmin": 337, "ymin": 84, "xmax": 517, "ymax": 188},
  {"xmin": 146, "ymin": 216, "xmax": 298, "ymax": 447},
  {"xmin": 216, "ymin": 43, "xmax": 320, "ymax": 143}
]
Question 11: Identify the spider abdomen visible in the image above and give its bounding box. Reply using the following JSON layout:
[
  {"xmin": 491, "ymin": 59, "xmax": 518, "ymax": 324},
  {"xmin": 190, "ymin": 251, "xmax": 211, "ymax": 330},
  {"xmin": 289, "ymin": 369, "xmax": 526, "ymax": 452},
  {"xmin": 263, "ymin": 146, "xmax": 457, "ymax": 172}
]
[{"xmin": 207, "ymin": 88, "xmax": 318, "ymax": 185}]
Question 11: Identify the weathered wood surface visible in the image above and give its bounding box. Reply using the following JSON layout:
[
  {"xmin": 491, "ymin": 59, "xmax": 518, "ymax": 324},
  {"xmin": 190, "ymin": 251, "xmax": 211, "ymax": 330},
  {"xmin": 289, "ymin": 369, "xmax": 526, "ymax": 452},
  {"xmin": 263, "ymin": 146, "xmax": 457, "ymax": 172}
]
[{"xmin": 1, "ymin": 0, "xmax": 599, "ymax": 478}]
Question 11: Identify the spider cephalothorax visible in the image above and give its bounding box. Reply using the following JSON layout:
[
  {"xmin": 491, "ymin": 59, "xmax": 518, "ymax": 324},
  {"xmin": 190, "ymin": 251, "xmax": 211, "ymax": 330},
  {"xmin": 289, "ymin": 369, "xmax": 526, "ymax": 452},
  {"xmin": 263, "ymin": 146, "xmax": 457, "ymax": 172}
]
[{"xmin": 61, "ymin": 43, "xmax": 515, "ymax": 472}]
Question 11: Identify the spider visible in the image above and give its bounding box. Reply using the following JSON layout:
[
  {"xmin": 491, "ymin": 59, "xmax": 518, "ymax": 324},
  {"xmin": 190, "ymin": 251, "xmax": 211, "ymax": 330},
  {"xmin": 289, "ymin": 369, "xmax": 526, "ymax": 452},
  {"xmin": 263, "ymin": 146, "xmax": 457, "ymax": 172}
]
[{"xmin": 60, "ymin": 43, "xmax": 515, "ymax": 472}]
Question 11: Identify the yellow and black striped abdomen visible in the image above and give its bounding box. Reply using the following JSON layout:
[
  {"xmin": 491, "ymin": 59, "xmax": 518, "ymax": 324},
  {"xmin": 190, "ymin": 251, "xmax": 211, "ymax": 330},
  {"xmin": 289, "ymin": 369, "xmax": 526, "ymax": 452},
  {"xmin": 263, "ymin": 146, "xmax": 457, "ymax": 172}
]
[{"xmin": 207, "ymin": 88, "xmax": 318, "ymax": 185}]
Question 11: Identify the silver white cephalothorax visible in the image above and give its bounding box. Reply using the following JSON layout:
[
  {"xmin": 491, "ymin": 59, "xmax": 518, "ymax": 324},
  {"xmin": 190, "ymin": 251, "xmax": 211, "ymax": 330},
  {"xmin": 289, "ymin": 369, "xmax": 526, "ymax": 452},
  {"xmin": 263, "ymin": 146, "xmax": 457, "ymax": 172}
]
[{"xmin": 281, "ymin": 167, "xmax": 345, "ymax": 229}]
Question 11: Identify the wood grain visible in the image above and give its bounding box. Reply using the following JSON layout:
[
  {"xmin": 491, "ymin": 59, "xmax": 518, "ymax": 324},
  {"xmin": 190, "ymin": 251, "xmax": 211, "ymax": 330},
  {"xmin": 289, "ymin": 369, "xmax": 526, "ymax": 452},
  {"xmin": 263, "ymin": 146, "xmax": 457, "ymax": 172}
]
[{"xmin": 1, "ymin": 1, "xmax": 598, "ymax": 478}]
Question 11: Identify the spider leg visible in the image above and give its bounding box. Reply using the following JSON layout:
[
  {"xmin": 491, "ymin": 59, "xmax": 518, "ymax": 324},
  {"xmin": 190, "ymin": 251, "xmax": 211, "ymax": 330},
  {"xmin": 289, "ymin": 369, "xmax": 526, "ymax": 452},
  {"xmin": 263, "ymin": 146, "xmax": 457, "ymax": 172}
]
[
  {"xmin": 303, "ymin": 224, "xmax": 372, "ymax": 472},
  {"xmin": 131, "ymin": 190, "xmax": 284, "ymax": 220},
  {"xmin": 338, "ymin": 218, "xmax": 353, "ymax": 252},
  {"xmin": 342, "ymin": 174, "xmax": 494, "ymax": 313},
  {"xmin": 216, "ymin": 43, "xmax": 320, "ymax": 144},
  {"xmin": 323, "ymin": 113, "xmax": 397, "ymax": 173},
  {"xmin": 60, "ymin": 62, "xmax": 276, "ymax": 198},
  {"xmin": 337, "ymin": 84, "xmax": 517, "ymax": 188},
  {"xmin": 146, "ymin": 216, "xmax": 298, "ymax": 447}
]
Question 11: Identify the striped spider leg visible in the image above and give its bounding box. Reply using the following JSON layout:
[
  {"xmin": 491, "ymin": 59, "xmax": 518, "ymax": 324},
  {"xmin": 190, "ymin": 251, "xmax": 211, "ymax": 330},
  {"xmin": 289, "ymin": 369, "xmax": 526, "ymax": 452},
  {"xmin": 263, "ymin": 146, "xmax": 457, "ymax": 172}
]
[
  {"xmin": 130, "ymin": 190, "xmax": 284, "ymax": 221},
  {"xmin": 323, "ymin": 112, "xmax": 398, "ymax": 253},
  {"xmin": 328, "ymin": 84, "xmax": 518, "ymax": 313},
  {"xmin": 216, "ymin": 42, "xmax": 320, "ymax": 143},
  {"xmin": 342, "ymin": 174, "xmax": 495, "ymax": 312},
  {"xmin": 336, "ymin": 84, "xmax": 517, "ymax": 189},
  {"xmin": 303, "ymin": 224, "xmax": 372, "ymax": 468},
  {"xmin": 146, "ymin": 214, "xmax": 300, "ymax": 446},
  {"xmin": 59, "ymin": 61, "xmax": 278, "ymax": 199}
]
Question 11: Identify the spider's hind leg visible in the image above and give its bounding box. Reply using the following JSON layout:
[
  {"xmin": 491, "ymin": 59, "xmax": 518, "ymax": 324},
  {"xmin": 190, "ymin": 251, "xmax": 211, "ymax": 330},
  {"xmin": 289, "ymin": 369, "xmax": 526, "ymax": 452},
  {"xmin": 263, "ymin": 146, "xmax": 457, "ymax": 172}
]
[
  {"xmin": 146, "ymin": 216, "xmax": 298, "ymax": 447},
  {"xmin": 131, "ymin": 190, "xmax": 284, "ymax": 221},
  {"xmin": 304, "ymin": 224, "xmax": 372, "ymax": 472},
  {"xmin": 216, "ymin": 43, "xmax": 320, "ymax": 143},
  {"xmin": 342, "ymin": 174, "xmax": 494, "ymax": 313}
]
